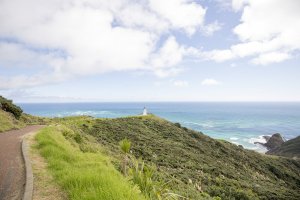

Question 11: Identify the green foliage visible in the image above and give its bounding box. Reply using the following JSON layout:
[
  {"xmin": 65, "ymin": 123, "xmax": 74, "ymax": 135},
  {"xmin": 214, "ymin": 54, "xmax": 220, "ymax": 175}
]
[
  {"xmin": 40, "ymin": 115, "xmax": 300, "ymax": 200},
  {"xmin": 83, "ymin": 115, "xmax": 300, "ymax": 200},
  {"xmin": 0, "ymin": 96, "xmax": 23, "ymax": 119},
  {"xmin": 119, "ymin": 138, "xmax": 131, "ymax": 176},
  {"xmin": 0, "ymin": 109, "xmax": 24, "ymax": 132},
  {"xmin": 35, "ymin": 126, "xmax": 146, "ymax": 200},
  {"xmin": 60, "ymin": 125, "xmax": 99, "ymax": 153},
  {"xmin": 120, "ymin": 138, "xmax": 132, "ymax": 154},
  {"xmin": 121, "ymin": 140, "xmax": 184, "ymax": 200},
  {"xmin": 174, "ymin": 123, "xmax": 181, "ymax": 128},
  {"xmin": 73, "ymin": 133, "xmax": 83, "ymax": 143},
  {"xmin": 267, "ymin": 136, "xmax": 300, "ymax": 159},
  {"xmin": 130, "ymin": 159, "xmax": 181, "ymax": 200},
  {"xmin": 0, "ymin": 96, "xmax": 47, "ymax": 132}
]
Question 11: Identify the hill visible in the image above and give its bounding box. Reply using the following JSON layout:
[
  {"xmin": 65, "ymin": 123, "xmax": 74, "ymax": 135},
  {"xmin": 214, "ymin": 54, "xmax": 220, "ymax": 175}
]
[
  {"xmin": 56, "ymin": 115, "xmax": 300, "ymax": 200},
  {"xmin": 2, "ymin": 96, "xmax": 298, "ymax": 199},
  {"xmin": 267, "ymin": 136, "xmax": 300, "ymax": 159},
  {"xmin": 0, "ymin": 109, "xmax": 24, "ymax": 132},
  {"xmin": 0, "ymin": 96, "xmax": 46, "ymax": 132}
]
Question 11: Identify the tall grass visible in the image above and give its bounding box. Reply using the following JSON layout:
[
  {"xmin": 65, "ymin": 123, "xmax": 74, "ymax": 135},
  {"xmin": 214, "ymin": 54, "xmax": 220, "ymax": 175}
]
[
  {"xmin": 119, "ymin": 139, "xmax": 186, "ymax": 200},
  {"xmin": 0, "ymin": 110, "xmax": 24, "ymax": 132},
  {"xmin": 35, "ymin": 126, "xmax": 145, "ymax": 200}
]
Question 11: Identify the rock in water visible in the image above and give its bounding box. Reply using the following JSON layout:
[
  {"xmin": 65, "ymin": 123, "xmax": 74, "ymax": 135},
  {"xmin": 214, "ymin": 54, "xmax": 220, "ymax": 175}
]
[
  {"xmin": 264, "ymin": 133, "xmax": 285, "ymax": 150},
  {"xmin": 263, "ymin": 135, "xmax": 271, "ymax": 141},
  {"xmin": 267, "ymin": 136, "xmax": 300, "ymax": 159}
]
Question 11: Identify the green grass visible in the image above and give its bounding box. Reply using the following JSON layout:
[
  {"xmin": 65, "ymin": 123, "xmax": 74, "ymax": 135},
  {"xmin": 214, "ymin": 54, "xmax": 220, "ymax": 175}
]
[
  {"xmin": 35, "ymin": 126, "xmax": 146, "ymax": 200},
  {"xmin": 0, "ymin": 109, "xmax": 48, "ymax": 133},
  {"xmin": 32, "ymin": 115, "xmax": 300, "ymax": 199},
  {"xmin": 0, "ymin": 110, "xmax": 25, "ymax": 132},
  {"xmin": 82, "ymin": 115, "xmax": 300, "ymax": 200}
]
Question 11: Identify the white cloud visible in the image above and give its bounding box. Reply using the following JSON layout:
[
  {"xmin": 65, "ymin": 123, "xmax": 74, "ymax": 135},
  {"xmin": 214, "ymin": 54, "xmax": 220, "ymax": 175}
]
[
  {"xmin": 149, "ymin": 0, "xmax": 206, "ymax": 35},
  {"xmin": 201, "ymin": 78, "xmax": 221, "ymax": 86},
  {"xmin": 154, "ymin": 68, "xmax": 183, "ymax": 78},
  {"xmin": 0, "ymin": 0, "xmax": 210, "ymax": 89},
  {"xmin": 0, "ymin": 42, "xmax": 65, "ymax": 70},
  {"xmin": 151, "ymin": 36, "xmax": 184, "ymax": 73},
  {"xmin": 251, "ymin": 52, "xmax": 291, "ymax": 65},
  {"xmin": 201, "ymin": 21, "xmax": 222, "ymax": 36},
  {"xmin": 231, "ymin": 0, "xmax": 249, "ymax": 11},
  {"xmin": 203, "ymin": 49, "xmax": 235, "ymax": 62},
  {"xmin": 173, "ymin": 80, "xmax": 189, "ymax": 87},
  {"xmin": 115, "ymin": 3, "xmax": 169, "ymax": 34},
  {"xmin": 201, "ymin": 0, "xmax": 300, "ymax": 65}
]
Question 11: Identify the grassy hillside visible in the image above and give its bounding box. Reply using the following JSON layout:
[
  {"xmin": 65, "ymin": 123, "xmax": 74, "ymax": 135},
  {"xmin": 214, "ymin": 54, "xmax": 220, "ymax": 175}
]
[
  {"xmin": 0, "ymin": 96, "xmax": 47, "ymax": 132},
  {"xmin": 0, "ymin": 109, "xmax": 47, "ymax": 132},
  {"xmin": 267, "ymin": 136, "xmax": 300, "ymax": 159},
  {"xmin": 63, "ymin": 115, "xmax": 299, "ymax": 200},
  {"xmin": 0, "ymin": 109, "xmax": 25, "ymax": 132},
  {"xmin": 34, "ymin": 126, "xmax": 146, "ymax": 200}
]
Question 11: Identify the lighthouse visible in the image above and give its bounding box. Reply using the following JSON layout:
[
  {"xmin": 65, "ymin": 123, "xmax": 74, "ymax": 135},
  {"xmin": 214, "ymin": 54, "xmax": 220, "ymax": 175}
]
[{"xmin": 142, "ymin": 107, "xmax": 148, "ymax": 116}]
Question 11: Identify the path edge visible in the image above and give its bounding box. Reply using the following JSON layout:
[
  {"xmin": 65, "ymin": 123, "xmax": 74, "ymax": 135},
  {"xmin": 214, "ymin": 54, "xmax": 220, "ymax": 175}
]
[{"xmin": 22, "ymin": 139, "xmax": 33, "ymax": 200}]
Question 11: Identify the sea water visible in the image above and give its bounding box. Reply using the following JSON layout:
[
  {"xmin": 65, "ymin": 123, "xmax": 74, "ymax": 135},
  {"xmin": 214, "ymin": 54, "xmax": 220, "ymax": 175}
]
[{"xmin": 18, "ymin": 102, "xmax": 300, "ymax": 153}]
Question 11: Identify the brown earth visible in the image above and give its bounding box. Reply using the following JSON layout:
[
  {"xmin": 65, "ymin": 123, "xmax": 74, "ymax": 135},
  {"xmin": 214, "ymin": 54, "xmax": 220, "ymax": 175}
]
[{"xmin": 0, "ymin": 126, "xmax": 44, "ymax": 200}]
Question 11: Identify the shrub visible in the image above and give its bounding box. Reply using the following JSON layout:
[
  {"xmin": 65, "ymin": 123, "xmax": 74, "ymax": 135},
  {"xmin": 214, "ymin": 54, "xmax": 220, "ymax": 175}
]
[
  {"xmin": 0, "ymin": 96, "xmax": 23, "ymax": 119},
  {"xmin": 119, "ymin": 138, "xmax": 185, "ymax": 200},
  {"xmin": 119, "ymin": 138, "xmax": 132, "ymax": 175},
  {"xmin": 119, "ymin": 138, "xmax": 131, "ymax": 154},
  {"xmin": 174, "ymin": 122, "xmax": 181, "ymax": 128},
  {"xmin": 183, "ymin": 127, "xmax": 188, "ymax": 131}
]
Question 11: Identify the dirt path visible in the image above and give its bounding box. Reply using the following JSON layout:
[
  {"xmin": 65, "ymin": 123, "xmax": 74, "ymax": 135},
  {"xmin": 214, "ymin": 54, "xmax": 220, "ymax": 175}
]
[{"xmin": 0, "ymin": 126, "xmax": 44, "ymax": 200}]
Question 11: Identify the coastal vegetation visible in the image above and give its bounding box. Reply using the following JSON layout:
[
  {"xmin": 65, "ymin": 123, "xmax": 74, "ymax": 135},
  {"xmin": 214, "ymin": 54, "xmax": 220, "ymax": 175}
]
[
  {"xmin": 0, "ymin": 95, "xmax": 23, "ymax": 119},
  {"xmin": 47, "ymin": 115, "xmax": 300, "ymax": 200},
  {"xmin": 267, "ymin": 136, "xmax": 300, "ymax": 159},
  {"xmin": 1, "ymin": 97, "xmax": 299, "ymax": 199},
  {"xmin": 0, "ymin": 109, "xmax": 24, "ymax": 132},
  {"xmin": 34, "ymin": 126, "xmax": 145, "ymax": 200},
  {"xmin": 0, "ymin": 96, "xmax": 47, "ymax": 132}
]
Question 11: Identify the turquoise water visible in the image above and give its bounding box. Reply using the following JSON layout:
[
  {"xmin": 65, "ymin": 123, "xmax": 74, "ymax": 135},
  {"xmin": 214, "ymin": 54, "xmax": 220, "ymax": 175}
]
[{"xmin": 18, "ymin": 102, "xmax": 300, "ymax": 152}]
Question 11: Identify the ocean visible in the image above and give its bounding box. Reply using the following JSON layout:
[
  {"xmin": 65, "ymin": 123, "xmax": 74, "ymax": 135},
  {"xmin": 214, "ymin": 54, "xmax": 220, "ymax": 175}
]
[{"xmin": 18, "ymin": 102, "xmax": 300, "ymax": 153}]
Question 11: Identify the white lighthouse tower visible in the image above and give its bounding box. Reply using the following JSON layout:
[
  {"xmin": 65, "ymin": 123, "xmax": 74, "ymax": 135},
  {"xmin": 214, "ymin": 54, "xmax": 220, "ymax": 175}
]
[{"xmin": 142, "ymin": 107, "xmax": 148, "ymax": 116}]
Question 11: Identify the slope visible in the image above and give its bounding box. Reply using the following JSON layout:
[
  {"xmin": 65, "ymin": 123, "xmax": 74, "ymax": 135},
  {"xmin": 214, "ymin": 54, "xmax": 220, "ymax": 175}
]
[
  {"xmin": 267, "ymin": 136, "xmax": 300, "ymax": 159},
  {"xmin": 76, "ymin": 115, "xmax": 300, "ymax": 200}
]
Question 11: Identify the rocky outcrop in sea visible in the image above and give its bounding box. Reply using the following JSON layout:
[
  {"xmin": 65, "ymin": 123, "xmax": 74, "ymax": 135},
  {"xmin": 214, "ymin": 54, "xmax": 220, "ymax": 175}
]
[{"xmin": 254, "ymin": 133, "xmax": 285, "ymax": 150}]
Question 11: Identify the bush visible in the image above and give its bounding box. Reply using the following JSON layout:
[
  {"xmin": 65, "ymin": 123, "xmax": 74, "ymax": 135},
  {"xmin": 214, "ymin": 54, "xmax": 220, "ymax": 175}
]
[
  {"xmin": 183, "ymin": 127, "xmax": 188, "ymax": 131},
  {"xmin": 119, "ymin": 138, "xmax": 186, "ymax": 200},
  {"xmin": 174, "ymin": 122, "xmax": 181, "ymax": 128},
  {"xmin": 0, "ymin": 96, "xmax": 23, "ymax": 119}
]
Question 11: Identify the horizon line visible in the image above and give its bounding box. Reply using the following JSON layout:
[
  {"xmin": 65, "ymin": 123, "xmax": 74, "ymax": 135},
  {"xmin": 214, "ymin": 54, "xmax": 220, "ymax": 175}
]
[{"xmin": 16, "ymin": 101, "xmax": 300, "ymax": 104}]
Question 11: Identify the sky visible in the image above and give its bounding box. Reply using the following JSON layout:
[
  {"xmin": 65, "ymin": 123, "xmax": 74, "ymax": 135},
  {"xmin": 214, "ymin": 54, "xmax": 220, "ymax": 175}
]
[{"xmin": 0, "ymin": 0, "xmax": 300, "ymax": 102}]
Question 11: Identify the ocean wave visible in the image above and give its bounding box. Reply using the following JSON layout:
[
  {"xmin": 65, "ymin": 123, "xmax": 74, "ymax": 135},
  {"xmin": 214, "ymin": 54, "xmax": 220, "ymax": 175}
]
[
  {"xmin": 248, "ymin": 146, "xmax": 260, "ymax": 150},
  {"xmin": 230, "ymin": 137, "xmax": 239, "ymax": 141},
  {"xmin": 53, "ymin": 110, "xmax": 117, "ymax": 117},
  {"xmin": 248, "ymin": 135, "xmax": 268, "ymax": 144},
  {"xmin": 184, "ymin": 121, "xmax": 215, "ymax": 128},
  {"xmin": 231, "ymin": 141, "xmax": 239, "ymax": 145},
  {"xmin": 73, "ymin": 111, "xmax": 114, "ymax": 116},
  {"xmin": 247, "ymin": 145, "xmax": 268, "ymax": 153}
]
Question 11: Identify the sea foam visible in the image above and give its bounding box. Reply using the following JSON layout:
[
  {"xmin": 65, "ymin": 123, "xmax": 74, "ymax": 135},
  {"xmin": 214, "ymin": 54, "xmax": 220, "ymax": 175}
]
[{"xmin": 248, "ymin": 135, "xmax": 268, "ymax": 144}]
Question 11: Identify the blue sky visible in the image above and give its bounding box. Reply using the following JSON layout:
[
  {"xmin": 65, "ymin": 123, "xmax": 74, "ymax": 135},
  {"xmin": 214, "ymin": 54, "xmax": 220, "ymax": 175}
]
[{"xmin": 0, "ymin": 0, "xmax": 300, "ymax": 102}]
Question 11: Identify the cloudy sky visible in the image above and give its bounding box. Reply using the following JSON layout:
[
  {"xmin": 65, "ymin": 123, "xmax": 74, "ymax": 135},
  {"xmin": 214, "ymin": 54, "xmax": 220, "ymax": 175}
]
[{"xmin": 0, "ymin": 0, "xmax": 300, "ymax": 102}]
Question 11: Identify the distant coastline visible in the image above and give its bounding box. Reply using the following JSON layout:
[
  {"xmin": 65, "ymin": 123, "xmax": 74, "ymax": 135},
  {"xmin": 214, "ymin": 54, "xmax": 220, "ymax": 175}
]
[{"xmin": 17, "ymin": 102, "xmax": 300, "ymax": 153}]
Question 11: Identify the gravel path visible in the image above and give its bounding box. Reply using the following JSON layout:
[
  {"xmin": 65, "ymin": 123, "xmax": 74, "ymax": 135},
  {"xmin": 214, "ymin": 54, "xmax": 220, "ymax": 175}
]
[{"xmin": 0, "ymin": 126, "xmax": 44, "ymax": 200}]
